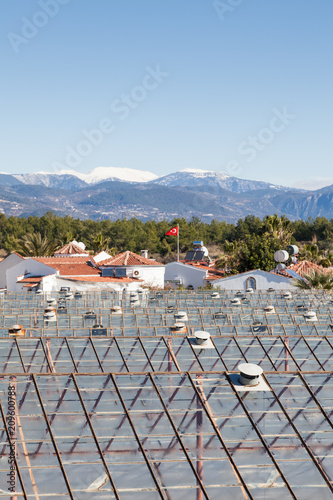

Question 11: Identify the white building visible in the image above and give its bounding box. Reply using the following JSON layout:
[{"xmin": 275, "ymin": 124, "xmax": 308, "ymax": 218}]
[
  {"xmin": 212, "ymin": 269, "xmax": 296, "ymax": 291},
  {"xmin": 165, "ymin": 261, "xmax": 224, "ymax": 289},
  {"xmin": 1, "ymin": 243, "xmax": 150, "ymax": 293},
  {"xmin": 97, "ymin": 250, "xmax": 165, "ymax": 289},
  {"xmin": 0, "ymin": 252, "xmax": 25, "ymax": 289}
]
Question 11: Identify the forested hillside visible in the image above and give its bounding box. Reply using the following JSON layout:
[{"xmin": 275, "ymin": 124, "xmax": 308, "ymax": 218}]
[{"xmin": 1, "ymin": 212, "xmax": 333, "ymax": 272}]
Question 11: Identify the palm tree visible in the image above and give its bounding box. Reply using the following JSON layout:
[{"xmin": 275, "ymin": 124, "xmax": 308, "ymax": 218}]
[
  {"xmin": 91, "ymin": 233, "xmax": 117, "ymax": 255},
  {"xmin": 17, "ymin": 233, "xmax": 60, "ymax": 257},
  {"xmin": 215, "ymin": 240, "xmax": 240, "ymax": 270},
  {"xmin": 299, "ymin": 243, "xmax": 333, "ymax": 267},
  {"xmin": 263, "ymin": 214, "xmax": 293, "ymax": 243},
  {"xmin": 293, "ymin": 269, "xmax": 333, "ymax": 290}
]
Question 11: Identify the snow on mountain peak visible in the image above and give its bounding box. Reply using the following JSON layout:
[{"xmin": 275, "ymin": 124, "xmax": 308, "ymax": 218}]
[
  {"xmin": 83, "ymin": 166, "xmax": 158, "ymax": 184},
  {"xmin": 180, "ymin": 168, "xmax": 229, "ymax": 179},
  {"xmin": 21, "ymin": 167, "xmax": 158, "ymax": 184}
]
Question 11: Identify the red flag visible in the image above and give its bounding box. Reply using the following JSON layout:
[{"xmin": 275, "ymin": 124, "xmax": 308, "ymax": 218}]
[{"xmin": 165, "ymin": 226, "xmax": 178, "ymax": 236}]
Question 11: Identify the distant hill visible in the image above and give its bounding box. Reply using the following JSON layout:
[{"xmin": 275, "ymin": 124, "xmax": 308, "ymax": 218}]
[{"xmin": 0, "ymin": 167, "xmax": 331, "ymax": 221}]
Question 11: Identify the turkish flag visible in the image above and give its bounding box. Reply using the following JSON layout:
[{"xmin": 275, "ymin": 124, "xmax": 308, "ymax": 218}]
[{"xmin": 165, "ymin": 226, "xmax": 178, "ymax": 236}]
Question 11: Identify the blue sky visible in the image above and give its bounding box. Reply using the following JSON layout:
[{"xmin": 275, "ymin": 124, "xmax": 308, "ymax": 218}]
[{"xmin": 1, "ymin": 0, "xmax": 332, "ymax": 188}]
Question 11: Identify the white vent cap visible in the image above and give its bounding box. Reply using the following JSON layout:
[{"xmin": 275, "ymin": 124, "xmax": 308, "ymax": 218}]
[
  {"xmin": 11, "ymin": 324, "xmax": 22, "ymax": 331},
  {"xmin": 172, "ymin": 322, "xmax": 186, "ymax": 329},
  {"xmin": 194, "ymin": 330, "xmax": 211, "ymax": 346},
  {"xmin": 175, "ymin": 311, "xmax": 187, "ymax": 318},
  {"xmin": 238, "ymin": 363, "xmax": 263, "ymax": 386}
]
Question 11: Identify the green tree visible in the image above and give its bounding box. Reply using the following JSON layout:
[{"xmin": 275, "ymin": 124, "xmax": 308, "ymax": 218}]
[
  {"xmin": 17, "ymin": 233, "xmax": 60, "ymax": 257},
  {"xmin": 293, "ymin": 270, "xmax": 333, "ymax": 290}
]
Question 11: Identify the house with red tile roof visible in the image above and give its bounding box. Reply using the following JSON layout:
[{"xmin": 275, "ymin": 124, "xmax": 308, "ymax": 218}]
[
  {"xmin": 97, "ymin": 250, "xmax": 165, "ymax": 288},
  {"xmin": 53, "ymin": 240, "xmax": 90, "ymax": 257},
  {"xmin": 3, "ymin": 246, "xmax": 164, "ymax": 292},
  {"xmin": 6, "ymin": 254, "xmax": 143, "ymax": 292}
]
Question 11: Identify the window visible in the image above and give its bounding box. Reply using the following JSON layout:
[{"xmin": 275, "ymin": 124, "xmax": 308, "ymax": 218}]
[{"xmin": 246, "ymin": 277, "xmax": 256, "ymax": 290}]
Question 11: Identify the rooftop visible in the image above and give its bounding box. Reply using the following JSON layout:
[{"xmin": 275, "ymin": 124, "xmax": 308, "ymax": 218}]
[
  {"xmin": 98, "ymin": 250, "xmax": 163, "ymax": 266},
  {"xmin": 1, "ymin": 288, "xmax": 333, "ymax": 498}
]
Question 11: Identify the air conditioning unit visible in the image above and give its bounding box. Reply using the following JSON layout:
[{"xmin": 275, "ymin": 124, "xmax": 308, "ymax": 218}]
[{"xmin": 133, "ymin": 269, "xmax": 141, "ymax": 278}]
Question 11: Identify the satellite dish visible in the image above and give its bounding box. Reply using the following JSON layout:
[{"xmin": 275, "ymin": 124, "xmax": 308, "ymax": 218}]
[
  {"xmin": 274, "ymin": 250, "xmax": 289, "ymax": 263},
  {"xmin": 287, "ymin": 245, "xmax": 299, "ymax": 256}
]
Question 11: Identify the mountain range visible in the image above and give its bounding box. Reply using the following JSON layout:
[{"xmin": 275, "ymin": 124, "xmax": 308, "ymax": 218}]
[{"xmin": 0, "ymin": 166, "xmax": 332, "ymax": 222}]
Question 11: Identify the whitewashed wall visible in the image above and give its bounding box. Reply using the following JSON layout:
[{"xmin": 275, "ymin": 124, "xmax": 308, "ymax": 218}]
[
  {"xmin": 0, "ymin": 254, "xmax": 25, "ymax": 289},
  {"xmin": 165, "ymin": 262, "xmax": 207, "ymax": 289},
  {"xmin": 127, "ymin": 266, "xmax": 165, "ymax": 288},
  {"xmin": 7, "ymin": 259, "xmax": 57, "ymax": 291},
  {"xmin": 212, "ymin": 270, "xmax": 296, "ymax": 290}
]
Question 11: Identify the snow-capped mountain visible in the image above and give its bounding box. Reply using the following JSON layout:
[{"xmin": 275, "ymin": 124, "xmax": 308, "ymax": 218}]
[
  {"xmin": 13, "ymin": 166, "xmax": 158, "ymax": 188},
  {"xmin": 153, "ymin": 168, "xmax": 295, "ymax": 194}
]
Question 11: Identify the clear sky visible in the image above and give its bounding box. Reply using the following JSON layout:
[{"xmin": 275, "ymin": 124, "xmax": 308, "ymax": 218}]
[{"xmin": 1, "ymin": 0, "xmax": 332, "ymax": 189}]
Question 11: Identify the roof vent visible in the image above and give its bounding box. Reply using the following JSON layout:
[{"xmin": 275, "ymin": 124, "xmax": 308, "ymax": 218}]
[
  {"xmin": 167, "ymin": 305, "xmax": 177, "ymax": 313},
  {"xmin": 44, "ymin": 308, "xmax": 57, "ymax": 321},
  {"xmin": 111, "ymin": 306, "xmax": 122, "ymax": 314},
  {"xmin": 65, "ymin": 292, "xmax": 73, "ymax": 300},
  {"xmin": 304, "ymin": 310, "xmax": 318, "ymax": 322},
  {"xmin": 283, "ymin": 291, "xmax": 292, "ymax": 299},
  {"xmin": 252, "ymin": 321, "xmax": 264, "ymax": 333},
  {"xmin": 189, "ymin": 330, "xmax": 214, "ymax": 349},
  {"xmin": 194, "ymin": 331, "xmax": 211, "ymax": 346},
  {"xmin": 8, "ymin": 324, "xmax": 26, "ymax": 337},
  {"xmin": 211, "ymin": 291, "xmax": 220, "ymax": 299},
  {"xmin": 170, "ymin": 322, "xmax": 187, "ymax": 333},
  {"xmin": 174, "ymin": 311, "xmax": 188, "ymax": 321},
  {"xmin": 74, "ymin": 292, "xmax": 82, "ymax": 299},
  {"xmin": 245, "ymin": 288, "xmax": 254, "ymax": 294},
  {"xmin": 264, "ymin": 305, "xmax": 275, "ymax": 314},
  {"xmin": 47, "ymin": 298, "xmax": 57, "ymax": 307},
  {"xmin": 36, "ymin": 289, "xmax": 43, "ymax": 295},
  {"xmin": 235, "ymin": 291, "xmax": 243, "ymax": 297},
  {"xmin": 231, "ymin": 298, "xmax": 241, "ymax": 305},
  {"xmin": 238, "ymin": 363, "xmax": 263, "ymax": 386},
  {"xmin": 214, "ymin": 311, "xmax": 226, "ymax": 319}
]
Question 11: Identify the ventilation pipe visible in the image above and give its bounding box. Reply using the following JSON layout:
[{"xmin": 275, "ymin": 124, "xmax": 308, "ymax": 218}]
[
  {"xmin": 211, "ymin": 291, "xmax": 220, "ymax": 299},
  {"xmin": 174, "ymin": 311, "xmax": 188, "ymax": 321},
  {"xmin": 264, "ymin": 305, "xmax": 275, "ymax": 314},
  {"xmin": 141, "ymin": 250, "xmax": 149, "ymax": 259},
  {"xmin": 238, "ymin": 363, "xmax": 263, "ymax": 386},
  {"xmin": 111, "ymin": 306, "xmax": 122, "ymax": 314},
  {"xmin": 304, "ymin": 311, "xmax": 318, "ymax": 322},
  {"xmin": 231, "ymin": 298, "xmax": 241, "ymax": 306},
  {"xmin": 194, "ymin": 331, "xmax": 211, "ymax": 346},
  {"xmin": 8, "ymin": 324, "xmax": 25, "ymax": 337}
]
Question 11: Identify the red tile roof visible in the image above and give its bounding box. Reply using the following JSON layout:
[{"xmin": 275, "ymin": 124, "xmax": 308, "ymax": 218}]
[
  {"xmin": 54, "ymin": 241, "xmax": 89, "ymax": 256},
  {"xmin": 33, "ymin": 257, "xmax": 100, "ymax": 276},
  {"xmin": 17, "ymin": 276, "xmax": 44, "ymax": 283},
  {"xmin": 287, "ymin": 260, "xmax": 332, "ymax": 277},
  {"xmin": 62, "ymin": 276, "xmax": 141, "ymax": 283},
  {"xmin": 98, "ymin": 251, "xmax": 163, "ymax": 267}
]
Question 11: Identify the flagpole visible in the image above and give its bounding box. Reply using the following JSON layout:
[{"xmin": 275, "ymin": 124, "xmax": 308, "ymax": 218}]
[{"xmin": 177, "ymin": 225, "xmax": 179, "ymax": 262}]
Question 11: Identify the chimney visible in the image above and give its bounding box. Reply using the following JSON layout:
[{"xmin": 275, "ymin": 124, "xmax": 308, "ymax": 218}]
[{"xmin": 141, "ymin": 250, "xmax": 149, "ymax": 259}]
